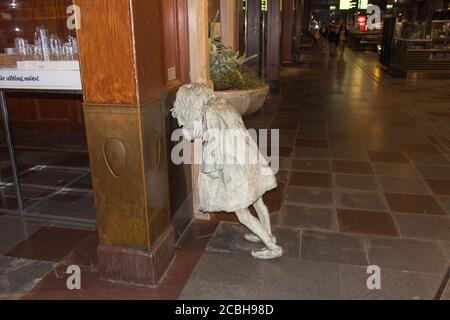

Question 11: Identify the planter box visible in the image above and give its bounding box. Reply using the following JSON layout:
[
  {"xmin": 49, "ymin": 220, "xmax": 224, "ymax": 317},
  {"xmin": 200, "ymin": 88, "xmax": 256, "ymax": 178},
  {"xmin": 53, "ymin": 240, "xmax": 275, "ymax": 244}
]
[{"xmin": 215, "ymin": 84, "xmax": 269, "ymax": 116}]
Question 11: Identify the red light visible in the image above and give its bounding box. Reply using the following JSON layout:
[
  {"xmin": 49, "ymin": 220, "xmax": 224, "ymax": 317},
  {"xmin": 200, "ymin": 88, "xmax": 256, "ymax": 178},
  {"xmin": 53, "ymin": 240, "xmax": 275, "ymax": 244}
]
[{"xmin": 357, "ymin": 15, "xmax": 366, "ymax": 31}]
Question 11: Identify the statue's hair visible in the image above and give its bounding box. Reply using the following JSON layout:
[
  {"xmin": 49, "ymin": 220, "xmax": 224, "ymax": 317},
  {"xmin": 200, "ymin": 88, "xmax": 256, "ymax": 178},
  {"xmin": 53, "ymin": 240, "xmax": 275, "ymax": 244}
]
[{"xmin": 171, "ymin": 83, "xmax": 217, "ymax": 120}]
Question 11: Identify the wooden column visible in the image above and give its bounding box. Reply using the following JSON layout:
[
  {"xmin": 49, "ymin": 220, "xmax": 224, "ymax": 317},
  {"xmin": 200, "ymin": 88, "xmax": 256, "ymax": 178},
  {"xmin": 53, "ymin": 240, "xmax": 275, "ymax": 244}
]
[
  {"xmin": 220, "ymin": 0, "xmax": 238, "ymax": 50},
  {"xmin": 293, "ymin": 0, "xmax": 304, "ymax": 57},
  {"xmin": 267, "ymin": 0, "xmax": 281, "ymax": 92},
  {"xmin": 188, "ymin": 0, "xmax": 211, "ymax": 85},
  {"xmin": 237, "ymin": 0, "xmax": 246, "ymax": 54},
  {"xmin": 75, "ymin": 0, "xmax": 174, "ymax": 286},
  {"xmin": 246, "ymin": 0, "xmax": 261, "ymax": 70},
  {"xmin": 187, "ymin": 0, "xmax": 211, "ymax": 218},
  {"xmin": 302, "ymin": 0, "xmax": 310, "ymax": 33},
  {"xmin": 281, "ymin": 0, "xmax": 295, "ymax": 64}
]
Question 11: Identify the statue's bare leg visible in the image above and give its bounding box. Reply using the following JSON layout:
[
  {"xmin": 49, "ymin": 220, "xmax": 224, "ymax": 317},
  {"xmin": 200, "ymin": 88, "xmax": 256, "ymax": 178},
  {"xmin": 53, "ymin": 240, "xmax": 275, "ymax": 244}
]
[
  {"xmin": 244, "ymin": 198, "xmax": 277, "ymax": 244},
  {"xmin": 236, "ymin": 208, "xmax": 283, "ymax": 260}
]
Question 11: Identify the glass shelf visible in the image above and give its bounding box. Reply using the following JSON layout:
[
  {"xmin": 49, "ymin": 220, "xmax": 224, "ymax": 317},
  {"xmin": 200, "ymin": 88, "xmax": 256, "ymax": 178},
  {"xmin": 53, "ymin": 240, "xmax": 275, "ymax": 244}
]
[{"xmin": 432, "ymin": 20, "xmax": 450, "ymax": 49}]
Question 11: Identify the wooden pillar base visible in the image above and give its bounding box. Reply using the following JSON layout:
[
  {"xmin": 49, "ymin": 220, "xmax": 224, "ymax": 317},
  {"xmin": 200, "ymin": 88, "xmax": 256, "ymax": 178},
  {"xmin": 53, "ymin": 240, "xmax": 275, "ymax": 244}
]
[
  {"xmin": 84, "ymin": 99, "xmax": 174, "ymax": 287},
  {"xmin": 97, "ymin": 226, "xmax": 175, "ymax": 286}
]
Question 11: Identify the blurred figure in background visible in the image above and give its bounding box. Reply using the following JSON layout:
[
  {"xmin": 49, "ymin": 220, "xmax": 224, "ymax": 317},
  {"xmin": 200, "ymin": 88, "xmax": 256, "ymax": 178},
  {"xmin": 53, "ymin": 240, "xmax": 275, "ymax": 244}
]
[
  {"xmin": 334, "ymin": 25, "xmax": 340, "ymax": 57},
  {"xmin": 319, "ymin": 23, "xmax": 329, "ymax": 55},
  {"xmin": 328, "ymin": 24, "xmax": 338, "ymax": 56},
  {"xmin": 338, "ymin": 23, "xmax": 349, "ymax": 62}
]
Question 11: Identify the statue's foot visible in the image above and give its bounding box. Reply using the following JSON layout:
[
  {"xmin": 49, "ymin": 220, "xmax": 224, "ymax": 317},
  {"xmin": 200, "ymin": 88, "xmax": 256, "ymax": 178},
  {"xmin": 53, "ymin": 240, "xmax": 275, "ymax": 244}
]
[
  {"xmin": 244, "ymin": 233, "xmax": 277, "ymax": 244},
  {"xmin": 251, "ymin": 246, "xmax": 284, "ymax": 260}
]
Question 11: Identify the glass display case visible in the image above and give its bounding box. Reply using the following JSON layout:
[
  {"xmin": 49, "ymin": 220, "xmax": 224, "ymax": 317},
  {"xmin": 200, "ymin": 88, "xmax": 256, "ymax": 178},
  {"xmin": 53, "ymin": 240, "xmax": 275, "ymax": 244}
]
[
  {"xmin": 392, "ymin": 20, "xmax": 432, "ymax": 50},
  {"xmin": 393, "ymin": 37, "xmax": 432, "ymax": 50},
  {"xmin": 432, "ymin": 20, "xmax": 450, "ymax": 49},
  {"xmin": 396, "ymin": 21, "xmax": 427, "ymax": 39},
  {"xmin": 0, "ymin": 0, "xmax": 81, "ymax": 89},
  {"xmin": 389, "ymin": 17, "xmax": 450, "ymax": 78},
  {"xmin": 0, "ymin": 1, "xmax": 92, "ymax": 220}
]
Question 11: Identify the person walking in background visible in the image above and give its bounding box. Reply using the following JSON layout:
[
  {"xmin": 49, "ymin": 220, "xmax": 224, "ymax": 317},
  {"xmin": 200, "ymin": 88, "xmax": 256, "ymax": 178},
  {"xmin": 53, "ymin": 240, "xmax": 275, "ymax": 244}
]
[
  {"xmin": 338, "ymin": 23, "xmax": 349, "ymax": 62},
  {"xmin": 332, "ymin": 24, "xmax": 340, "ymax": 56},
  {"xmin": 319, "ymin": 23, "xmax": 328, "ymax": 55},
  {"xmin": 327, "ymin": 23, "xmax": 336, "ymax": 56}
]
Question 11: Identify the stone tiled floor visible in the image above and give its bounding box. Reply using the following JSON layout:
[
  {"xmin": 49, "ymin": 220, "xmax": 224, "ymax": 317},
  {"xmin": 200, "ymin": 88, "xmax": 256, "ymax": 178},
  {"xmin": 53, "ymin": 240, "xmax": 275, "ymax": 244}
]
[
  {"xmin": 181, "ymin": 49, "xmax": 450, "ymax": 300},
  {"xmin": 1, "ymin": 48, "xmax": 450, "ymax": 300},
  {"xmin": 0, "ymin": 146, "xmax": 95, "ymax": 221}
]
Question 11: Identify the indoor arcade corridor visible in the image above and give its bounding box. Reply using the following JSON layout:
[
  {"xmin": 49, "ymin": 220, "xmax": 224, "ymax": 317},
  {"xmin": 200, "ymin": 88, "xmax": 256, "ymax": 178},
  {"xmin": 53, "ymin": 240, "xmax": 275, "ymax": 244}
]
[{"xmin": 1, "ymin": 48, "xmax": 449, "ymax": 300}]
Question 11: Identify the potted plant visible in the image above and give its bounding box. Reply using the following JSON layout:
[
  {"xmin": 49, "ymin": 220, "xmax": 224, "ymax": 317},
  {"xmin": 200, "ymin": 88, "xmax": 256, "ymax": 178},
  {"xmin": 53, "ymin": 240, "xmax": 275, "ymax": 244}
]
[{"xmin": 209, "ymin": 15, "xmax": 269, "ymax": 116}]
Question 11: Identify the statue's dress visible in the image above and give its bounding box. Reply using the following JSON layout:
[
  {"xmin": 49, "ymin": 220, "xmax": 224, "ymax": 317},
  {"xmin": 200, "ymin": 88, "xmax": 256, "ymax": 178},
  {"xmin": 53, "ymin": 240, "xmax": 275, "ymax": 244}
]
[{"xmin": 198, "ymin": 98, "xmax": 277, "ymax": 213}]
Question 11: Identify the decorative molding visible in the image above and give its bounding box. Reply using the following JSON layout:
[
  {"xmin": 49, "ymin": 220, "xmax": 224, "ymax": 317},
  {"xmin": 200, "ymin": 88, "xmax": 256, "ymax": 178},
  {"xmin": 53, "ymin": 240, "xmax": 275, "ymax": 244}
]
[{"xmin": 103, "ymin": 138, "xmax": 127, "ymax": 179}]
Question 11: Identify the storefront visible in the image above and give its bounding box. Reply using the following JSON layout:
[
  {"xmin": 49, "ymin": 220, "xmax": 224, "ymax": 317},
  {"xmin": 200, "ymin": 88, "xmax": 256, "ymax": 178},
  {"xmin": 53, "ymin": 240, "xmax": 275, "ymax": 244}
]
[
  {"xmin": 343, "ymin": 1, "xmax": 385, "ymax": 52},
  {"xmin": 381, "ymin": 0, "xmax": 450, "ymax": 78}
]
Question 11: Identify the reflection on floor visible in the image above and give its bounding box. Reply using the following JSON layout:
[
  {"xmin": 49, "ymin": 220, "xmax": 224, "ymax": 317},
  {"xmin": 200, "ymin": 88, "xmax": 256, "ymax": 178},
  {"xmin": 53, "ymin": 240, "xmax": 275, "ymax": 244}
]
[
  {"xmin": 1, "ymin": 48, "xmax": 449, "ymax": 300},
  {"xmin": 0, "ymin": 146, "xmax": 95, "ymax": 222}
]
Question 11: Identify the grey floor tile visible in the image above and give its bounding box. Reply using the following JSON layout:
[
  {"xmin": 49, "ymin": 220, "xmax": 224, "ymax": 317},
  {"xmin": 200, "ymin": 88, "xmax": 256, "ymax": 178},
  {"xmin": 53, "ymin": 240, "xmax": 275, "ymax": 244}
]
[
  {"xmin": 280, "ymin": 205, "xmax": 337, "ymax": 232},
  {"xmin": 301, "ymin": 230, "xmax": 368, "ymax": 266},
  {"xmin": 180, "ymin": 280, "xmax": 261, "ymax": 300},
  {"xmin": 0, "ymin": 256, "xmax": 54, "ymax": 300},
  {"xmin": 185, "ymin": 251, "xmax": 265, "ymax": 287},
  {"xmin": 180, "ymin": 252, "xmax": 264, "ymax": 300},
  {"xmin": 414, "ymin": 273, "xmax": 443, "ymax": 300},
  {"xmin": 46, "ymin": 219, "xmax": 97, "ymax": 231},
  {"xmin": 273, "ymin": 227, "xmax": 301, "ymax": 259},
  {"xmin": 206, "ymin": 222, "xmax": 300, "ymax": 259},
  {"xmin": 379, "ymin": 177, "xmax": 431, "ymax": 194},
  {"xmin": 279, "ymin": 135, "xmax": 297, "ymax": 146},
  {"xmin": 297, "ymin": 132, "xmax": 329, "ymax": 140},
  {"xmin": 406, "ymin": 152, "xmax": 450, "ymax": 165},
  {"xmin": 393, "ymin": 214, "xmax": 450, "ymax": 242},
  {"xmin": 438, "ymin": 197, "xmax": 450, "ymax": 216},
  {"xmin": 338, "ymin": 264, "xmax": 421, "ymax": 300},
  {"xmin": 259, "ymin": 258, "xmax": 339, "ymax": 300},
  {"xmin": 366, "ymin": 236, "xmax": 448, "ymax": 274},
  {"xmin": 335, "ymin": 190, "xmax": 388, "ymax": 211},
  {"xmin": 335, "ymin": 175, "xmax": 379, "ymax": 191},
  {"xmin": 285, "ymin": 187, "xmax": 333, "ymax": 207},
  {"xmin": 0, "ymin": 216, "xmax": 43, "ymax": 255},
  {"xmin": 292, "ymin": 159, "xmax": 330, "ymax": 172},
  {"xmin": 445, "ymin": 289, "xmax": 450, "ymax": 300},
  {"xmin": 331, "ymin": 147, "xmax": 370, "ymax": 161},
  {"xmin": 439, "ymin": 242, "xmax": 450, "ymax": 261},
  {"xmin": 373, "ymin": 163, "xmax": 419, "ymax": 178},
  {"xmin": 294, "ymin": 147, "xmax": 331, "ymax": 159},
  {"xmin": 415, "ymin": 165, "xmax": 450, "ymax": 180},
  {"xmin": 276, "ymin": 170, "xmax": 289, "ymax": 183},
  {"xmin": 206, "ymin": 223, "xmax": 262, "ymax": 255},
  {"xmin": 329, "ymin": 140, "xmax": 366, "ymax": 149},
  {"xmin": 279, "ymin": 158, "xmax": 292, "ymax": 170}
]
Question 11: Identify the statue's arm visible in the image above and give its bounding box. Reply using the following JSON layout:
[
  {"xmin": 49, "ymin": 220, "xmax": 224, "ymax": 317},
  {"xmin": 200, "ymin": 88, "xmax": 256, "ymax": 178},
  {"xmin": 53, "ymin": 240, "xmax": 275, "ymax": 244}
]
[{"xmin": 201, "ymin": 109, "xmax": 224, "ymax": 177}]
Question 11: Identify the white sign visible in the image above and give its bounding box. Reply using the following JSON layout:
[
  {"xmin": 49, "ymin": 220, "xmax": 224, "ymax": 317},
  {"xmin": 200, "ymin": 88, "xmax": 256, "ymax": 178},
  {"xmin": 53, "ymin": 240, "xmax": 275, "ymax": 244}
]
[
  {"xmin": 340, "ymin": 0, "xmax": 357, "ymax": 10},
  {"xmin": 0, "ymin": 69, "xmax": 82, "ymax": 91},
  {"xmin": 358, "ymin": 0, "xmax": 369, "ymax": 9},
  {"xmin": 17, "ymin": 60, "xmax": 80, "ymax": 71}
]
